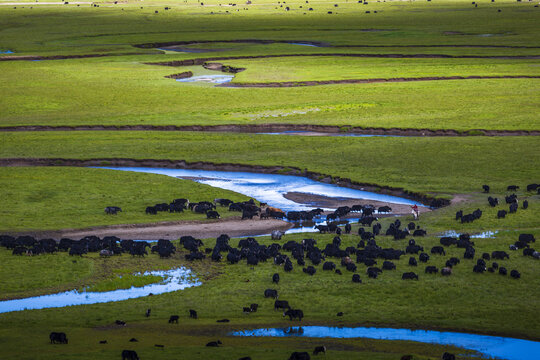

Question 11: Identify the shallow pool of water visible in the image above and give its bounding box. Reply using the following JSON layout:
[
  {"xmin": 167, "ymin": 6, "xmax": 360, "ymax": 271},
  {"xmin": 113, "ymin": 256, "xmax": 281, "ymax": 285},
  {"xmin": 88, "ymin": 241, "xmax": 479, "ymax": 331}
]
[
  {"xmin": 176, "ymin": 75, "xmax": 233, "ymax": 84},
  {"xmin": 232, "ymin": 326, "xmax": 540, "ymax": 360},
  {"xmin": 257, "ymin": 131, "xmax": 403, "ymax": 137},
  {"xmin": 439, "ymin": 230, "xmax": 498, "ymax": 239},
  {"xmin": 288, "ymin": 42, "xmax": 321, "ymax": 47},
  {"xmin": 0, "ymin": 268, "xmax": 200, "ymax": 314},
  {"xmin": 97, "ymin": 167, "xmax": 423, "ymax": 212}
]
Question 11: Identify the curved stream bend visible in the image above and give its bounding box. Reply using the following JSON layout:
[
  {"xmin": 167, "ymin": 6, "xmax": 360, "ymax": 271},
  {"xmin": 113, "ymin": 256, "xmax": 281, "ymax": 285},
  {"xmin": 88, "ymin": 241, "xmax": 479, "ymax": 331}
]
[
  {"xmin": 232, "ymin": 326, "xmax": 540, "ymax": 360},
  {"xmin": 0, "ymin": 268, "xmax": 200, "ymax": 314},
  {"xmin": 98, "ymin": 167, "xmax": 424, "ymax": 212}
]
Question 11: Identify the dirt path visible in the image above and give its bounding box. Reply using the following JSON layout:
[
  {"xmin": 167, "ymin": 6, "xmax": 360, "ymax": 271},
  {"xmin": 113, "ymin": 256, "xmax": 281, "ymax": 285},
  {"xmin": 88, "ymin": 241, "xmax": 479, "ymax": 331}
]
[
  {"xmin": 146, "ymin": 53, "xmax": 540, "ymax": 68},
  {"xmin": 0, "ymin": 124, "xmax": 537, "ymax": 137},
  {"xmin": 12, "ymin": 218, "xmax": 293, "ymax": 240},
  {"xmin": 221, "ymin": 75, "xmax": 540, "ymax": 88},
  {"xmin": 135, "ymin": 39, "xmax": 540, "ymax": 50}
]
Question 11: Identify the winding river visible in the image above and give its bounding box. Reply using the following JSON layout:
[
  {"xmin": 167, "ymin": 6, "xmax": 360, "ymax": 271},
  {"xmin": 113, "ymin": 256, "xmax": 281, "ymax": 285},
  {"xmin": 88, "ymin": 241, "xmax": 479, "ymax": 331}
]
[
  {"xmin": 98, "ymin": 167, "xmax": 423, "ymax": 212},
  {"xmin": 0, "ymin": 268, "xmax": 200, "ymax": 314},
  {"xmin": 232, "ymin": 326, "xmax": 540, "ymax": 360}
]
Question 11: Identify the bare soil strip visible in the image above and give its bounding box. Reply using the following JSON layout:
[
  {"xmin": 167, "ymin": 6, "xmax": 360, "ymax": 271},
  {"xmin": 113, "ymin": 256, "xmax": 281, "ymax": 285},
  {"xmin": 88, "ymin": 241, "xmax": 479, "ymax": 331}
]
[
  {"xmin": 135, "ymin": 39, "xmax": 540, "ymax": 50},
  {"xmin": 3, "ymin": 51, "xmax": 537, "ymax": 63},
  {"xmin": 0, "ymin": 52, "xmax": 150, "ymax": 62},
  {"xmin": 0, "ymin": 124, "xmax": 538, "ymax": 136},
  {"xmin": 146, "ymin": 53, "xmax": 540, "ymax": 68},
  {"xmin": 221, "ymin": 75, "xmax": 540, "ymax": 88},
  {"xmin": 8, "ymin": 218, "xmax": 293, "ymax": 241},
  {"xmin": 0, "ymin": 157, "xmax": 447, "ymax": 207}
]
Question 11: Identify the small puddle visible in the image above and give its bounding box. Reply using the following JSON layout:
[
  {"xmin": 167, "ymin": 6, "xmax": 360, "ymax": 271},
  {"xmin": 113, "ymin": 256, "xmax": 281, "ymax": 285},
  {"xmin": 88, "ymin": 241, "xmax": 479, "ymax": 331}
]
[
  {"xmin": 439, "ymin": 230, "xmax": 498, "ymax": 239},
  {"xmin": 257, "ymin": 131, "xmax": 403, "ymax": 138},
  {"xmin": 97, "ymin": 167, "xmax": 424, "ymax": 212},
  {"xmin": 232, "ymin": 326, "xmax": 540, "ymax": 360},
  {"xmin": 0, "ymin": 50, "xmax": 13, "ymax": 54},
  {"xmin": 288, "ymin": 42, "xmax": 321, "ymax": 47},
  {"xmin": 177, "ymin": 75, "xmax": 234, "ymax": 84},
  {"xmin": 0, "ymin": 268, "xmax": 200, "ymax": 314}
]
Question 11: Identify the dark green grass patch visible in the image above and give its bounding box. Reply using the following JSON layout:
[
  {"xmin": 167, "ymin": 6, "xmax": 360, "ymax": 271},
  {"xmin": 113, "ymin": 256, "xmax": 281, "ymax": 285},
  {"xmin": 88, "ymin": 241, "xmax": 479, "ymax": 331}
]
[
  {"xmin": 1, "ymin": 132, "xmax": 538, "ymax": 195},
  {"xmin": 0, "ymin": 167, "xmax": 250, "ymax": 231}
]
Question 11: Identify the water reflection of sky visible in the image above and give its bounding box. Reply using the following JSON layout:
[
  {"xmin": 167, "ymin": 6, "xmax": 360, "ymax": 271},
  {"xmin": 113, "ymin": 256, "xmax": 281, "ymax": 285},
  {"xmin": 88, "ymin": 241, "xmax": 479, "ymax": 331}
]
[
  {"xmin": 0, "ymin": 268, "xmax": 199, "ymax": 314},
  {"xmin": 233, "ymin": 326, "xmax": 540, "ymax": 360},
  {"xmin": 177, "ymin": 75, "xmax": 233, "ymax": 84},
  {"xmin": 97, "ymin": 167, "xmax": 423, "ymax": 212}
]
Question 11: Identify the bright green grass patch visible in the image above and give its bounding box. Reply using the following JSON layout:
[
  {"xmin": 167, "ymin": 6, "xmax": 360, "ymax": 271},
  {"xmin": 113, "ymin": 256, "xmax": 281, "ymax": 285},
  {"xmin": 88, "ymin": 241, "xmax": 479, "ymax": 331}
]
[
  {"xmin": 1, "ymin": 132, "xmax": 538, "ymax": 195},
  {"xmin": 0, "ymin": 167, "xmax": 250, "ymax": 231},
  {"xmin": 229, "ymin": 57, "xmax": 540, "ymax": 82},
  {"xmin": 0, "ymin": 1, "xmax": 539, "ymax": 130},
  {"xmin": 0, "ymin": 57, "xmax": 538, "ymax": 130}
]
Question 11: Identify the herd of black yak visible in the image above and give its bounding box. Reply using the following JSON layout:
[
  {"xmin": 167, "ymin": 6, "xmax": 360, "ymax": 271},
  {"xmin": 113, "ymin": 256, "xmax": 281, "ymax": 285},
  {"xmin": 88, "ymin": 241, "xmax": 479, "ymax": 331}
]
[{"xmin": 3, "ymin": 183, "xmax": 539, "ymax": 360}]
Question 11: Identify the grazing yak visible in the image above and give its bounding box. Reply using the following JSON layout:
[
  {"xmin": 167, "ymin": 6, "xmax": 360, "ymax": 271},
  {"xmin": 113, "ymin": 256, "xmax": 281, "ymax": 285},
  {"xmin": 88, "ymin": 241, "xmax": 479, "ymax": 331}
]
[
  {"xmin": 274, "ymin": 300, "xmax": 290, "ymax": 311},
  {"xmin": 402, "ymin": 272, "xmax": 419, "ymax": 280},
  {"xmin": 313, "ymin": 346, "xmax": 326, "ymax": 355},
  {"xmin": 352, "ymin": 274, "xmax": 362, "ymax": 283},
  {"xmin": 265, "ymin": 289, "xmax": 278, "ymax": 299},
  {"xmin": 206, "ymin": 340, "xmax": 222, "ymax": 347},
  {"xmin": 168, "ymin": 315, "xmax": 179, "ymax": 324},
  {"xmin": 284, "ymin": 309, "xmax": 304, "ymax": 321},
  {"xmin": 105, "ymin": 206, "xmax": 122, "ymax": 215},
  {"xmin": 189, "ymin": 309, "xmax": 198, "ymax": 319},
  {"xmin": 206, "ymin": 210, "xmax": 220, "ymax": 219},
  {"xmin": 121, "ymin": 350, "xmax": 139, "ymax": 360},
  {"xmin": 289, "ymin": 352, "xmax": 311, "ymax": 360},
  {"xmin": 431, "ymin": 246, "xmax": 445, "ymax": 256},
  {"xmin": 49, "ymin": 332, "xmax": 68, "ymax": 344},
  {"xmin": 419, "ymin": 253, "xmax": 430, "ymax": 263},
  {"xmin": 492, "ymin": 251, "xmax": 509, "ymax": 260},
  {"xmin": 442, "ymin": 353, "xmax": 456, "ymax": 360}
]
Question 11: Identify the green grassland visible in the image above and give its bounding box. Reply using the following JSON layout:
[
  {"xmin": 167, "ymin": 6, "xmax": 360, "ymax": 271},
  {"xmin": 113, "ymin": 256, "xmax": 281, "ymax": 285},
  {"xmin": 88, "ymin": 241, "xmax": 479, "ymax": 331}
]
[
  {"xmin": 0, "ymin": 0, "xmax": 539, "ymax": 130},
  {"xmin": 0, "ymin": 0, "xmax": 539, "ymax": 358},
  {"xmin": 228, "ymin": 57, "xmax": 540, "ymax": 82},
  {"xmin": 1, "ymin": 132, "xmax": 538, "ymax": 195},
  {"xmin": 0, "ymin": 228, "xmax": 538, "ymax": 359},
  {"xmin": 1, "ymin": 57, "xmax": 538, "ymax": 129},
  {"xmin": 0, "ymin": 166, "xmax": 251, "ymax": 231}
]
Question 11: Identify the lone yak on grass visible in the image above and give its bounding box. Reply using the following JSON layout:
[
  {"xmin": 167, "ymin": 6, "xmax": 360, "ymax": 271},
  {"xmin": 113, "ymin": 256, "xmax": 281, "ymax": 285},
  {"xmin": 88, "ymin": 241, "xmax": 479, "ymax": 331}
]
[{"xmin": 49, "ymin": 332, "xmax": 68, "ymax": 344}]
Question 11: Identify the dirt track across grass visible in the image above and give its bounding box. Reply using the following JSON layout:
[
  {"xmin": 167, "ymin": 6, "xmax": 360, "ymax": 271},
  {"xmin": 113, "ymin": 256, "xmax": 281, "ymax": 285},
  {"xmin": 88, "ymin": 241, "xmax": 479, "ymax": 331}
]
[{"xmin": 11, "ymin": 218, "xmax": 293, "ymax": 241}]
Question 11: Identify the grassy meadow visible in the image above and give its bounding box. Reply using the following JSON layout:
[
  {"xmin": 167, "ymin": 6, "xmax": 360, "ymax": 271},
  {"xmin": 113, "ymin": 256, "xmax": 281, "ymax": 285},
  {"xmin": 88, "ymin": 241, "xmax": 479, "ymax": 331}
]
[
  {"xmin": 0, "ymin": 0, "xmax": 539, "ymax": 130},
  {"xmin": 0, "ymin": 0, "xmax": 539, "ymax": 359},
  {"xmin": 0, "ymin": 166, "xmax": 251, "ymax": 231},
  {"xmin": 1, "ymin": 132, "xmax": 539, "ymax": 195},
  {"xmin": 0, "ymin": 228, "xmax": 538, "ymax": 359}
]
